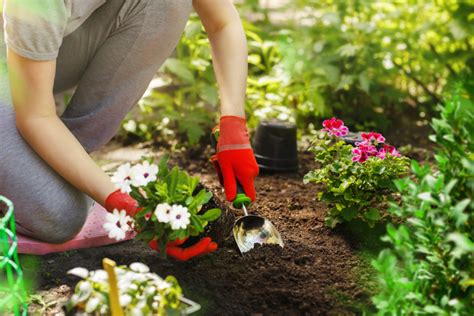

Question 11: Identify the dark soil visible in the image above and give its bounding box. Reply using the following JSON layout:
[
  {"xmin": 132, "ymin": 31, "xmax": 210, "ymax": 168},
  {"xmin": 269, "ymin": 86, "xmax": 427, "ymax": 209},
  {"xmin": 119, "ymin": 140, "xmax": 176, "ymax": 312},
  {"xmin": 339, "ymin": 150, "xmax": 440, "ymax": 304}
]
[{"xmin": 22, "ymin": 146, "xmax": 381, "ymax": 315}]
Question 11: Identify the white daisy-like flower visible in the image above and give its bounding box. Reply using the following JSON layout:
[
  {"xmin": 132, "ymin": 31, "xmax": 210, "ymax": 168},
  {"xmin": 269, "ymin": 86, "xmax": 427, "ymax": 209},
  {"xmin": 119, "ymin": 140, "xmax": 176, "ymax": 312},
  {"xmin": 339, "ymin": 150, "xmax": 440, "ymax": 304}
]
[
  {"xmin": 156, "ymin": 280, "xmax": 171, "ymax": 291},
  {"xmin": 144, "ymin": 285, "xmax": 156, "ymax": 296},
  {"xmin": 130, "ymin": 262, "xmax": 150, "ymax": 273},
  {"xmin": 130, "ymin": 161, "xmax": 158, "ymax": 187},
  {"xmin": 67, "ymin": 267, "xmax": 89, "ymax": 279},
  {"xmin": 119, "ymin": 294, "xmax": 132, "ymax": 307},
  {"xmin": 111, "ymin": 163, "xmax": 133, "ymax": 193},
  {"xmin": 103, "ymin": 209, "xmax": 132, "ymax": 241},
  {"xmin": 169, "ymin": 205, "xmax": 191, "ymax": 230},
  {"xmin": 85, "ymin": 296, "xmax": 101, "ymax": 313},
  {"xmin": 154, "ymin": 203, "xmax": 172, "ymax": 223},
  {"xmin": 89, "ymin": 269, "xmax": 108, "ymax": 283}
]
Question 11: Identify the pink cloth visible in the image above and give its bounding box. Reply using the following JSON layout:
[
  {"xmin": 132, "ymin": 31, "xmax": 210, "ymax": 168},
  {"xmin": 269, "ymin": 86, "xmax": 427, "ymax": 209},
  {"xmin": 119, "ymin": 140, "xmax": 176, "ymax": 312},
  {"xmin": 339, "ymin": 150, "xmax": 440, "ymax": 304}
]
[{"xmin": 17, "ymin": 203, "xmax": 135, "ymax": 255}]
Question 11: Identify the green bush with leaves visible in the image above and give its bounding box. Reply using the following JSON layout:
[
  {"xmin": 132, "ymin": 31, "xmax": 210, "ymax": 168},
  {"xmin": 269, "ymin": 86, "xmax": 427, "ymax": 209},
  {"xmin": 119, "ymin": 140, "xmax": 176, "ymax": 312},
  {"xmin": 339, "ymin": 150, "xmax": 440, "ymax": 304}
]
[
  {"xmin": 130, "ymin": 157, "xmax": 222, "ymax": 255},
  {"xmin": 304, "ymin": 129, "xmax": 409, "ymax": 228},
  {"xmin": 371, "ymin": 86, "xmax": 474, "ymax": 315}
]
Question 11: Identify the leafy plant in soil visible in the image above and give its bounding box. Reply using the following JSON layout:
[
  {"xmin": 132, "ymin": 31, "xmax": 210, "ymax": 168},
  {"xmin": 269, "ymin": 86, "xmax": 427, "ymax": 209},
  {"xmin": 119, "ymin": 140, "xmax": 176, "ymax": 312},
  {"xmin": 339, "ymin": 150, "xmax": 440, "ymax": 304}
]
[
  {"xmin": 67, "ymin": 263, "xmax": 186, "ymax": 315},
  {"xmin": 107, "ymin": 156, "xmax": 222, "ymax": 256},
  {"xmin": 371, "ymin": 85, "xmax": 474, "ymax": 315},
  {"xmin": 304, "ymin": 118, "xmax": 409, "ymax": 227}
]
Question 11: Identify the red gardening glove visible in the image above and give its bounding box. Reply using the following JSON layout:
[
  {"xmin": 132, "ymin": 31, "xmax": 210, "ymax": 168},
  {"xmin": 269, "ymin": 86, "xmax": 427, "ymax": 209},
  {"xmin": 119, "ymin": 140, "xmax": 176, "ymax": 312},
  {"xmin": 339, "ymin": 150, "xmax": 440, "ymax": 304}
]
[
  {"xmin": 217, "ymin": 116, "xmax": 259, "ymax": 201},
  {"xmin": 148, "ymin": 237, "xmax": 217, "ymax": 261},
  {"xmin": 104, "ymin": 189, "xmax": 140, "ymax": 217}
]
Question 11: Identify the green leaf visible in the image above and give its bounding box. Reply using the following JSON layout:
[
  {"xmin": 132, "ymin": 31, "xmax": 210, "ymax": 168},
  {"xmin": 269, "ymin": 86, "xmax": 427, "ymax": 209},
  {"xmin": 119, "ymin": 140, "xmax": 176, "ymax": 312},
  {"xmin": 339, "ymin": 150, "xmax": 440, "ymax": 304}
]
[
  {"xmin": 198, "ymin": 208, "xmax": 222, "ymax": 221},
  {"xmin": 135, "ymin": 230, "xmax": 156, "ymax": 243},
  {"xmin": 190, "ymin": 215, "xmax": 204, "ymax": 233},
  {"xmin": 341, "ymin": 206, "xmax": 358, "ymax": 221},
  {"xmin": 364, "ymin": 208, "xmax": 381, "ymax": 221},
  {"xmin": 164, "ymin": 58, "xmax": 195, "ymax": 83}
]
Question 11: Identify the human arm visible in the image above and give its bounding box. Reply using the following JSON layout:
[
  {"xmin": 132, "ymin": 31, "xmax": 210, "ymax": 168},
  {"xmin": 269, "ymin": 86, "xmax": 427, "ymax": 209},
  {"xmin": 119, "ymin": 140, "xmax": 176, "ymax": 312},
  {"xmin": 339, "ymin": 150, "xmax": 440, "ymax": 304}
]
[
  {"xmin": 7, "ymin": 49, "xmax": 116, "ymax": 206},
  {"xmin": 193, "ymin": 0, "xmax": 247, "ymax": 118},
  {"xmin": 193, "ymin": 0, "xmax": 259, "ymax": 201}
]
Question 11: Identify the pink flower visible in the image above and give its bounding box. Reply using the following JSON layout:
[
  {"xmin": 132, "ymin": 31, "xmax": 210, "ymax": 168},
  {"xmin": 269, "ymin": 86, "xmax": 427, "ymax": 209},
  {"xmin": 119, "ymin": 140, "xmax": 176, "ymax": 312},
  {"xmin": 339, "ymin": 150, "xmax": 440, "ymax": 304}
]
[
  {"xmin": 144, "ymin": 212, "xmax": 152, "ymax": 221},
  {"xmin": 377, "ymin": 148, "xmax": 386, "ymax": 160},
  {"xmin": 382, "ymin": 144, "xmax": 401, "ymax": 157},
  {"xmin": 361, "ymin": 132, "xmax": 385, "ymax": 144},
  {"xmin": 352, "ymin": 147, "xmax": 369, "ymax": 163},
  {"xmin": 352, "ymin": 142, "xmax": 378, "ymax": 163},
  {"xmin": 322, "ymin": 117, "xmax": 349, "ymax": 137},
  {"xmin": 357, "ymin": 142, "xmax": 378, "ymax": 156}
]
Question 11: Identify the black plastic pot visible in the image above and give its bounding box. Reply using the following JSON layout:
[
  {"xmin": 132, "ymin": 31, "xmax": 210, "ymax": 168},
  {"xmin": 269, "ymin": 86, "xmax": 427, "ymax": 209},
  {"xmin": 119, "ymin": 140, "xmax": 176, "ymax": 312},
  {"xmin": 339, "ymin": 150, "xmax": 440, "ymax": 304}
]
[
  {"xmin": 253, "ymin": 120, "xmax": 298, "ymax": 172},
  {"xmin": 339, "ymin": 131, "xmax": 364, "ymax": 146}
]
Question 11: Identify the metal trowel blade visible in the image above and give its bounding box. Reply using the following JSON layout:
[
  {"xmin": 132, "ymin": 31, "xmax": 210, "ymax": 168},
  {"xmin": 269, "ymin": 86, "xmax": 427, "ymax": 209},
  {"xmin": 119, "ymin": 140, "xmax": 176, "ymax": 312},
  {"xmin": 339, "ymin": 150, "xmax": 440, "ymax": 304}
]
[{"xmin": 232, "ymin": 215, "xmax": 284, "ymax": 254}]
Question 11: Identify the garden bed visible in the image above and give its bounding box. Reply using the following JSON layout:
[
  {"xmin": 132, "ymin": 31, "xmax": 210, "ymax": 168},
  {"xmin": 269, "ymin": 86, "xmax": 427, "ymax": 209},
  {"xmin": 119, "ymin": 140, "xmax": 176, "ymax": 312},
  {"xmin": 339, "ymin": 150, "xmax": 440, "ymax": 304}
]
[{"xmin": 24, "ymin": 143, "xmax": 382, "ymax": 315}]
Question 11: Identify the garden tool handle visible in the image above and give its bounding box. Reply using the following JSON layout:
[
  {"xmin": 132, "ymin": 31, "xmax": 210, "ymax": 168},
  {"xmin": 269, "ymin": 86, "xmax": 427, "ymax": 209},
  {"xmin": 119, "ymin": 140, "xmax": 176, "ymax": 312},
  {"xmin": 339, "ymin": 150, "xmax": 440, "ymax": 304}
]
[
  {"xmin": 210, "ymin": 129, "xmax": 251, "ymax": 209},
  {"xmin": 234, "ymin": 181, "xmax": 251, "ymax": 209}
]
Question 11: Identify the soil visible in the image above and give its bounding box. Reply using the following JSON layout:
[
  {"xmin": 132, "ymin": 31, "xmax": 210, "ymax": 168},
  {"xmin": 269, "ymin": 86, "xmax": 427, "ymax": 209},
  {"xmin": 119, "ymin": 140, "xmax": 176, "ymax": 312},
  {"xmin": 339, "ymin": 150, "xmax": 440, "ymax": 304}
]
[{"xmin": 22, "ymin": 143, "xmax": 383, "ymax": 315}]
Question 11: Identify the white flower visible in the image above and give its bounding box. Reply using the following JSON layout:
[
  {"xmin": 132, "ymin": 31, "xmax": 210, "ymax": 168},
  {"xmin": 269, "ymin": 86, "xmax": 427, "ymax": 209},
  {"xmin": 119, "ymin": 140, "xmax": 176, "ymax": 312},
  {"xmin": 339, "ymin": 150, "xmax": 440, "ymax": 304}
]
[
  {"xmin": 169, "ymin": 205, "xmax": 191, "ymax": 230},
  {"xmin": 89, "ymin": 270, "xmax": 108, "ymax": 283},
  {"xmin": 144, "ymin": 286, "xmax": 156, "ymax": 296},
  {"xmin": 152, "ymin": 301, "xmax": 159, "ymax": 310},
  {"xmin": 156, "ymin": 280, "xmax": 171, "ymax": 291},
  {"xmin": 111, "ymin": 163, "xmax": 133, "ymax": 193},
  {"xmin": 130, "ymin": 161, "xmax": 158, "ymax": 187},
  {"xmin": 130, "ymin": 262, "xmax": 150, "ymax": 273},
  {"xmin": 67, "ymin": 267, "xmax": 89, "ymax": 279},
  {"xmin": 154, "ymin": 203, "xmax": 172, "ymax": 223},
  {"xmin": 103, "ymin": 209, "xmax": 132, "ymax": 241},
  {"xmin": 119, "ymin": 294, "xmax": 132, "ymax": 307},
  {"xmin": 85, "ymin": 296, "xmax": 100, "ymax": 313}
]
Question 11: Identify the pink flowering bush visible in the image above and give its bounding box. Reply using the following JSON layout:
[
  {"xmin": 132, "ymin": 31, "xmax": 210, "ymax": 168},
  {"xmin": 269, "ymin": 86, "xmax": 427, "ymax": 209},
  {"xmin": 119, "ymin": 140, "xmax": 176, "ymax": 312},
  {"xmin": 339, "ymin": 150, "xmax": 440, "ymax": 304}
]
[
  {"xmin": 322, "ymin": 117, "xmax": 349, "ymax": 137},
  {"xmin": 304, "ymin": 118, "xmax": 409, "ymax": 227}
]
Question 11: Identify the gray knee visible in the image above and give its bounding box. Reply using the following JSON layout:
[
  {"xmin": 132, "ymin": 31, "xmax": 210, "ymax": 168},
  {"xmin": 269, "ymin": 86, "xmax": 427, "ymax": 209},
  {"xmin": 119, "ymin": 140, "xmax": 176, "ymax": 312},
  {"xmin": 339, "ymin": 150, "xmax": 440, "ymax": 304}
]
[{"xmin": 30, "ymin": 192, "xmax": 91, "ymax": 244}]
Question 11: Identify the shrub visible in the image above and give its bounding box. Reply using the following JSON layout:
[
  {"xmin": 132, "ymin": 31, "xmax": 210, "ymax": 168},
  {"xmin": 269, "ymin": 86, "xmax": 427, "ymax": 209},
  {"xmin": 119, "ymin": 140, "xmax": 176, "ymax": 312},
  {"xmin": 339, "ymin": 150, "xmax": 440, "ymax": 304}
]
[
  {"xmin": 107, "ymin": 156, "xmax": 222, "ymax": 256},
  {"xmin": 304, "ymin": 119, "xmax": 409, "ymax": 227},
  {"xmin": 371, "ymin": 86, "xmax": 474, "ymax": 315}
]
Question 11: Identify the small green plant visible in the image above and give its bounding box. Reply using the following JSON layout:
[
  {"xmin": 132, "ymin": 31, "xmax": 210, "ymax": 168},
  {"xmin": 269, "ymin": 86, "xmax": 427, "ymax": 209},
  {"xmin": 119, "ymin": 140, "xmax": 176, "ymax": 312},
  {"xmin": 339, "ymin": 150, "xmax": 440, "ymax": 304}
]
[
  {"xmin": 107, "ymin": 156, "xmax": 222, "ymax": 256},
  {"xmin": 304, "ymin": 119, "xmax": 409, "ymax": 227},
  {"xmin": 371, "ymin": 86, "xmax": 474, "ymax": 315},
  {"xmin": 67, "ymin": 263, "xmax": 196, "ymax": 315}
]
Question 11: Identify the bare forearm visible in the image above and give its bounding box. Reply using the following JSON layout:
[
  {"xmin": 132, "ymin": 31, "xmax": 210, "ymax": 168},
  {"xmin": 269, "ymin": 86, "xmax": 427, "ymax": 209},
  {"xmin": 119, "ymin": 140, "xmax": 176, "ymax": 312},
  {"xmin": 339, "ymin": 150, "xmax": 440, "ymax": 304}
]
[
  {"xmin": 194, "ymin": 0, "xmax": 248, "ymax": 118},
  {"xmin": 16, "ymin": 115, "xmax": 115, "ymax": 205},
  {"xmin": 208, "ymin": 19, "xmax": 247, "ymax": 118}
]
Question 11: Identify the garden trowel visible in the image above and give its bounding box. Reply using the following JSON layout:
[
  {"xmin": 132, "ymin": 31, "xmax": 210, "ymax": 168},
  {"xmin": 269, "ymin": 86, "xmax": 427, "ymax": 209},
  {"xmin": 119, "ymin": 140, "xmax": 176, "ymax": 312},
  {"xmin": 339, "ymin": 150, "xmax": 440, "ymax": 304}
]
[
  {"xmin": 231, "ymin": 183, "xmax": 284, "ymax": 254},
  {"xmin": 210, "ymin": 130, "xmax": 284, "ymax": 254}
]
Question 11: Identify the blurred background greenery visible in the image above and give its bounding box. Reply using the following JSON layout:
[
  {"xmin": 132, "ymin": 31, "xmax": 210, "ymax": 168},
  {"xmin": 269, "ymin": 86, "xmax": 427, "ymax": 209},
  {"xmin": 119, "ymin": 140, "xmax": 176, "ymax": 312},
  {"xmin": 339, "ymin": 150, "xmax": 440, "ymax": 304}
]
[{"xmin": 118, "ymin": 0, "xmax": 474, "ymax": 149}]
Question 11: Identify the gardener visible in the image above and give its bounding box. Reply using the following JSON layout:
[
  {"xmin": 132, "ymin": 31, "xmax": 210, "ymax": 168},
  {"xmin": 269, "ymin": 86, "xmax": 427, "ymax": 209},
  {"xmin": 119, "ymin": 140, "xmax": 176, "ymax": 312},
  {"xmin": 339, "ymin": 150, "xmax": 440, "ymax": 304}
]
[{"xmin": 0, "ymin": 0, "xmax": 259, "ymax": 260}]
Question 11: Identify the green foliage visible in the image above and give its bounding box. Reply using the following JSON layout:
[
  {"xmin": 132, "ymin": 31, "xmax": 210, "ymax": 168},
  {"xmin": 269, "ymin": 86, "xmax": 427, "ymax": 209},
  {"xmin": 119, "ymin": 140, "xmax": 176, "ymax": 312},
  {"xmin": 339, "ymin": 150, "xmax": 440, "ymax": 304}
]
[
  {"xmin": 119, "ymin": 1, "xmax": 473, "ymax": 147},
  {"xmin": 371, "ymin": 87, "xmax": 474, "ymax": 315},
  {"xmin": 130, "ymin": 156, "xmax": 221, "ymax": 255},
  {"xmin": 304, "ymin": 131, "xmax": 409, "ymax": 227},
  {"xmin": 121, "ymin": 15, "xmax": 217, "ymax": 146},
  {"xmin": 276, "ymin": 0, "xmax": 474, "ymax": 131},
  {"xmin": 67, "ymin": 264, "xmax": 188, "ymax": 315}
]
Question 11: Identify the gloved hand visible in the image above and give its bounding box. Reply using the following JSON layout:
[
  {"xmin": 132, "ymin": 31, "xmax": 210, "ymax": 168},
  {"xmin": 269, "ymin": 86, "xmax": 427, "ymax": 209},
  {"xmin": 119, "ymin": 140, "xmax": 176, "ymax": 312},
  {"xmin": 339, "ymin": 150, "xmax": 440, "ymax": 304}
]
[
  {"xmin": 148, "ymin": 237, "xmax": 217, "ymax": 261},
  {"xmin": 216, "ymin": 116, "xmax": 259, "ymax": 201},
  {"xmin": 104, "ymin": 189, "xmax": 140, "ymax": 217}
]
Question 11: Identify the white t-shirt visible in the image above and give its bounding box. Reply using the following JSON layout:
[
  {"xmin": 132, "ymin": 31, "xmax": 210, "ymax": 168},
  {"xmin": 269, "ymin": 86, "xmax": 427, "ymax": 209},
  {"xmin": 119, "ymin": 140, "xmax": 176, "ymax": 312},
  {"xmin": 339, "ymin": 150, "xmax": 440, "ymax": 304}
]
[{"xmin": 3, "ymin": 0, "xmax": 106, "ymax": 60}]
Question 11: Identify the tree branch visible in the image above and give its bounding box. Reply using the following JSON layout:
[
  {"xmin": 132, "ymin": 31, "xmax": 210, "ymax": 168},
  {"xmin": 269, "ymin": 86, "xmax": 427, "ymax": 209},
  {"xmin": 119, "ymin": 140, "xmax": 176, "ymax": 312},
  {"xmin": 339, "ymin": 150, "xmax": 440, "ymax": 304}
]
[
  {"xmin": 393, "ymin": 61, "xmax": 442, "ymax": 105},
  {"xmin": 428, "ymin": 43, "xmax": 457, "ymax": 77}
]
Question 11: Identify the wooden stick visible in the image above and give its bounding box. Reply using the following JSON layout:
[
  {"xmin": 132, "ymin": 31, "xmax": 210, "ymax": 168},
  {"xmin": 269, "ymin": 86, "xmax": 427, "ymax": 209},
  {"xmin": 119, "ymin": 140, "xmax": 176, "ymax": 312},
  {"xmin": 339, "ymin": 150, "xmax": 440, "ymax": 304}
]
[{"xmin": 102, "ymin": 258, "xmax": 124, "ymax": 316}]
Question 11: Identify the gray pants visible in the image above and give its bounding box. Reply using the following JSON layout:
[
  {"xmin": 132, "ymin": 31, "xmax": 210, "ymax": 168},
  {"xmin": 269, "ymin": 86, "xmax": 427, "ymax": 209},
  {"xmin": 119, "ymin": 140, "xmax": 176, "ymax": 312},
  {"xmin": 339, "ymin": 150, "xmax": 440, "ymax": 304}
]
[{"xmin": 0, "ymin": 0, "xmax": 192, "ymax": 243}]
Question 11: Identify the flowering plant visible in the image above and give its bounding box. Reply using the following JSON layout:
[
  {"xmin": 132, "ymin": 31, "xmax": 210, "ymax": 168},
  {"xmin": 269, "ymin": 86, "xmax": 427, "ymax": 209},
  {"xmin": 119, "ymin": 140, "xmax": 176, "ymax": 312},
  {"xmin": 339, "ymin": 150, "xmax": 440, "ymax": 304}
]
[
  {"xmin": 66, "ymin": 263, "xmax": 196, "ymax": 315},
  {"xmin": 107, "ymin": 156, "xmax": 222, "ymax": 255},
  {"xmin": 304, "ymin": 118, "xmax": 409, "ymax": 227}
]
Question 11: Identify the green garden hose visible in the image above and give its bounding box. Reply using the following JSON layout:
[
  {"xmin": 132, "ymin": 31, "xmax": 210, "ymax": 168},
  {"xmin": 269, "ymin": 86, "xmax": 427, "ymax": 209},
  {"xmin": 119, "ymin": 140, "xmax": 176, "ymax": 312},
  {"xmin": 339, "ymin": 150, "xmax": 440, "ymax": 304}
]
[{"xmin": 0, "ymin": 195, "xmax": 28, "ymax": 315}]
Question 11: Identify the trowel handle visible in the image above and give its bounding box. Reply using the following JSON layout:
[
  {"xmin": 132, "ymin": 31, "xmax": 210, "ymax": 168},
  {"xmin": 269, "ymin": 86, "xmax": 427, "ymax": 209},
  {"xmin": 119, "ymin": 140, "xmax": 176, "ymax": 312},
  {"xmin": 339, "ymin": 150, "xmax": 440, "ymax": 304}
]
[{"xmin": 234, "ymin": 181, "xmax": 251, "ymax": 209}]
